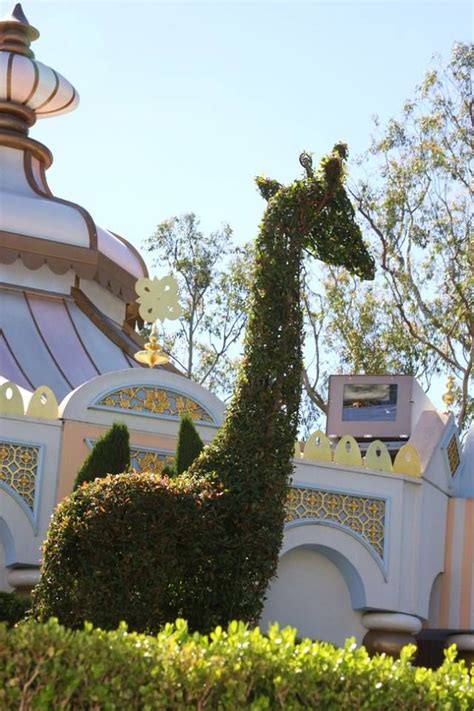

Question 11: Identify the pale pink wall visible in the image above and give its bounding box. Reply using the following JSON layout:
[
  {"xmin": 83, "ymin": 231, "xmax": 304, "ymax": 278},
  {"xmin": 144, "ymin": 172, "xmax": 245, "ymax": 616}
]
[
  {"xmin": 438, "ymin": 498, "xmax": 474, "ymax": 629},
  {"xmin": 57, "ymin": 420, "xmax": 177, "ymax": 503}
]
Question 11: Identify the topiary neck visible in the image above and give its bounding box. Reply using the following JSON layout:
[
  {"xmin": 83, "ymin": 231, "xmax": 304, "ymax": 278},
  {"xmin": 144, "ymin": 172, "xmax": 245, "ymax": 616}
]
[
  {"xmin": 233, "ymin": 219, "xmax": 303, "ymax": 427},
  {"xmin": 203, "ymin": 205, "xmax": 304, "ymax": 498}
]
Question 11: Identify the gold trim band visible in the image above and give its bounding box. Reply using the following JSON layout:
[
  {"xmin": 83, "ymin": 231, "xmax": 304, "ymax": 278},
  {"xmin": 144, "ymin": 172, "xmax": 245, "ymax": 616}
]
[
  {"xmin": 0, "ymin": 100, "xmax": 36, "ymax": 135},
  {"xmin": 0, "ymin": 131, "xmax": 52, "ymax": 167}
]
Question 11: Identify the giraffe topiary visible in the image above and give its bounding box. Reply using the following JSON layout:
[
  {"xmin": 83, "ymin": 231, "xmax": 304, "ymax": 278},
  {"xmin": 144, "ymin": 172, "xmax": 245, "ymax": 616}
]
[{"xmin": 33, "ymin": 145, "xmax": 374, "ymax": 632}]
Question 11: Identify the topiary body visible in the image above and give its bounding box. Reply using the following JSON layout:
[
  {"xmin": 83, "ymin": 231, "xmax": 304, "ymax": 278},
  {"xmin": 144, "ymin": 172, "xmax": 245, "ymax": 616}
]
[
  {"xmin": 33, "ymin": 146, "xmax": 374, "ymax": 632},
  {"xmin": 74, "ymin": 422, "xmax": 130, "ymax": 489},
  {"xmin": 33, "ymin": 474, "xmax": 218, "ymax": 632}
]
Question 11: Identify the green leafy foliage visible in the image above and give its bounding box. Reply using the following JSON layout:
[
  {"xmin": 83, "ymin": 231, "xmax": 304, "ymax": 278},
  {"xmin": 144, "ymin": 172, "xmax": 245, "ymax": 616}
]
[
  {"xmin": 143, "ymin": 213, "xmax": 252, "ymax": 398},
  {"xmin": 323, "ymin": 270, "xmax": 432, "ymax": 375},
  {"xmin": 176, "ymin": 415, "xmax": 204, "ymax": 475},
  {"xmin": 0, "ymin": 591, "xmax": 30, "ymax": 627},
  {"xmin": 1, "ymin": 619, "xmax": 472, "ymax": 710},
  {"xmin": 35, "ymin": 147, "xmax": 373, "ymax": 632},
  {"xmin": 73, "ymin": 422, "xmax": 130, "ymax": 489},
  {"xmin": 159, "ymin": 416, "xmax": 205, "ymax": 477},
  {"xmin": 32, "ymin": 473, "xmax": 222, "ymax": 633},
  {"xmin": 303, "ymin": 43, "xmax": 473, "ymax": 432}
]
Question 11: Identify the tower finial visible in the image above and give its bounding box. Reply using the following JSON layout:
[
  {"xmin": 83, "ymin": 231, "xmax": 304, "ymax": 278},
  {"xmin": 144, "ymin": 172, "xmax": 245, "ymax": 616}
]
[
  {"xmin": 10, "ymin": 4, "xmax": 31, "ymax": 24},
  {"xmin": 442, "ymin": 374, "xmax": 456, "ymax": 412},
  {"xmin": 0, "ymin": 3, "xmax": 39, "ymax": 58},
  {"xmin": 0, "ymin": 3, "xmax": 78, "ymax": 140}
]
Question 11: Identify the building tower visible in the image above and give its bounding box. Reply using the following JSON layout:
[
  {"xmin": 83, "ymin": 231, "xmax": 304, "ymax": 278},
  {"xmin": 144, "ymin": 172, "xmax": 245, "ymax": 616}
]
[{"xmin": 0, "ymin": 3, "xmax": 157, "ymax": 398}]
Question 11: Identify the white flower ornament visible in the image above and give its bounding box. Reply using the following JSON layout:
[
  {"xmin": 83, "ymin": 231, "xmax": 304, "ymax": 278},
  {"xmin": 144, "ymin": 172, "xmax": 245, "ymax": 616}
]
[
  {"xmin": 135, "ymin": 276, "xmax": 182, "ymax": 323},
  {"xmin": 134, "ymin": 276, "xmax": 182, "ymax": 367}
]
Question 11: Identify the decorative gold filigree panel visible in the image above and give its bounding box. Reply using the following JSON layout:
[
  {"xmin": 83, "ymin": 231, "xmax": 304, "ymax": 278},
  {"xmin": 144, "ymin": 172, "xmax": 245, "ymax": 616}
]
[
  {"xmin": 446, "ymin": 435, "xmax": 460, "ymax": 476},
  {"xmin": 0, "ymin": 442, "xmax": 39, "ymax": 510},
  {"xmin": 96, "ymin": 387, "xmax": 214, "ymax": 423},
  {"xmin": 286, "ymin": 487, "xmax": 385, "ymax": 559},
  {"xmin": 130, "ymin": 448, "xmax": 175, "ymax": 474}
]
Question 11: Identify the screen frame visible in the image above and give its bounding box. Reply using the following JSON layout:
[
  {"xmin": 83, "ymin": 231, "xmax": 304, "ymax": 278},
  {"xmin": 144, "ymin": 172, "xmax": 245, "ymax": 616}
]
[{"xmin": 326, "ymin": 375, "xmax": 414, "ymax": 438}]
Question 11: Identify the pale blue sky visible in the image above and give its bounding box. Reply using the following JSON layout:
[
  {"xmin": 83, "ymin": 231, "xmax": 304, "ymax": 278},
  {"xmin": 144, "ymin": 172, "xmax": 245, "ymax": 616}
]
[{"xmin": 6, "ymin": 0, "xmax": 471, "ymax": 257}]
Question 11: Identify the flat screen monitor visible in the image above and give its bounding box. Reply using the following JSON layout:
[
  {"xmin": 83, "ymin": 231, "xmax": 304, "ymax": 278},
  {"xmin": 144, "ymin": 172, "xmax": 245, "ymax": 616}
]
[
  {"xmin": 326, "ymin": 375, "xmax": 426, "ymax": 439},
  {"xmin": 342, "ymin": 383, "xmax": 398, "ymax": 422}
]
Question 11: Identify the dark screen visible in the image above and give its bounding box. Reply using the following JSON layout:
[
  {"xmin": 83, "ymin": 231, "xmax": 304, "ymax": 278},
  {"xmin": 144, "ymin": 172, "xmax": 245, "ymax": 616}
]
[{"xmin": 342, "ymin": 384, "xmax": 398, "ymax": 421}]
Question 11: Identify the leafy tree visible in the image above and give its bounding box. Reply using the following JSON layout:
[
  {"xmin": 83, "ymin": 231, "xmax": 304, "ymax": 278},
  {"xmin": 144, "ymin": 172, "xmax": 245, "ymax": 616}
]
[
  {"xmin": 143, "ymin": 214, "xmax": 251, "ymax": 398},
  {"xmin": 303, "ymin": 42, "xmax": 473, "ymax": 431},
  {"xmin": 74, "ymin": 422, "xmax": 130, "ymax": 489}
]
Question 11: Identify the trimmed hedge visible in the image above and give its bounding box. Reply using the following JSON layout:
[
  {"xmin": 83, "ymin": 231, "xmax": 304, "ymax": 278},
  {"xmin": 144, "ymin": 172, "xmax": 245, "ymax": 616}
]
[
  {"xmin": 74, "ymin": 422, "xmax": 130, "ymax": 489},
  {"xmin": 0, "ymin": 619, "xmax": 472, "ymax": 709},
  {"xmin": 176, "ymin": 415, "xmax": 204, "ymax": 475},
  {"xmin": 0, "ymin": 591, "xmax": 30, "ymax": 627},
  {"xmin": 32, "ymin": 472, "xmax": 223, "ymax": 633},
  {"xmin": 161, "ymin": 415, "xmax": 204, "ymax": 477}
]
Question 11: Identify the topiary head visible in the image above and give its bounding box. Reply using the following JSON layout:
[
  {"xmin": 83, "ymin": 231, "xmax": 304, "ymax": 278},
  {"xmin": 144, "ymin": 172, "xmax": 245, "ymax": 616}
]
[{"xmin": 256, "ymin": 145, "xmax": 375, "ymax": 281}]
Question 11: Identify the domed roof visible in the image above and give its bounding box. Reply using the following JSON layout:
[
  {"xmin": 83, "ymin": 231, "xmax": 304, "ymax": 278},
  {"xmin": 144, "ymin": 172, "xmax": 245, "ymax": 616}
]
[
  {"xmin": 0, "ymin": 4, "xmax": 147, "ymax": 302},
  {"xmin": 0, "ymin": 5, "xmax": 179, "ymax": 399}
]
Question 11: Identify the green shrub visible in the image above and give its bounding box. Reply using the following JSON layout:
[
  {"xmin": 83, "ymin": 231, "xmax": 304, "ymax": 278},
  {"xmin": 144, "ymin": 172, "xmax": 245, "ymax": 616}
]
[
  {"xmin": 32, "ymin": 472, "xmax": 223, "ymax": 633},
  {"xmin": 160, "ymin": 416, "xmax": 204, "ymax": 477},
  {"xmin": 0, "ymin": 591, "xmax": 30, "ymax": 627},
  {"xmin": 74, "ymin": 422, "xmax": 130, "ymax": 489},
  {"xmin": 0, "ymin": 619, "xmax": 472, "ymax": 710},
  {"xmin": 176, "ymin": 415, "xmax": 204, "ymax": 475}
]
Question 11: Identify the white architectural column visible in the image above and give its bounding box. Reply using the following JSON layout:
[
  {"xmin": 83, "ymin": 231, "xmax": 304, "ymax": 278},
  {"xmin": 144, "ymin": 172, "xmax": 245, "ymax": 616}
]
[
  {"xmin": 446, "ymin": 633, "xmax": 474, "ymax": 667},
  {"xmin": 7, "ymin": 567, "xmax": 40, "ymax": 595},
  {"xmin": 362, "ymin": 612, "xmax": 422, "ymax": 658}
]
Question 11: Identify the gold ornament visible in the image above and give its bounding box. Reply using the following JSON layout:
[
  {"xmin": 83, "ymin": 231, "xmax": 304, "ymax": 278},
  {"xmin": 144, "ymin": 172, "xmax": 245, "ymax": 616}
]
[
  {"xmin": 442, "ymin": 374, "xmax": 456, "ymax": 410},
  {"xmin": 134, "ymin": 323, "xmax": 170, "ymax": 368}
]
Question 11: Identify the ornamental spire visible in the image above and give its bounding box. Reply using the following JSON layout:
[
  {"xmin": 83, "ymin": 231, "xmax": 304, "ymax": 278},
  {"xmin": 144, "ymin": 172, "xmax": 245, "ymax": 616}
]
[
  {"xmin": 0, "ymin": 3, "xmax": 39, "ymax": 58},
  {"xmin": 0, "ymin": 3, "xmax": 78, "ymax": 140}
]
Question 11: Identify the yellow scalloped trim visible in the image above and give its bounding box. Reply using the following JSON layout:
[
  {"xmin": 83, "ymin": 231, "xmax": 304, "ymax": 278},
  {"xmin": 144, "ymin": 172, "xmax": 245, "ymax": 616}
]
[
  {"xmin": 303, "ymin": 430, "xmax": 332, "ymax": 462},
  {"xmin": 393, "ymin": 444, "xmax": 422, "ymax": 477},
  {"xmin": 26, "ymin": 386, "xmax": 59, "ymax": 420},
  {"xmin": 334, "ymin": 435, "xmax": 363, "ymax": 467},
  {"xmin": 0, "ymin": 381, "xmax": 24, "ymax": 415},
  {"xmin": 365, "ymin": 440, "xmax": 393, "ymax": 473}
]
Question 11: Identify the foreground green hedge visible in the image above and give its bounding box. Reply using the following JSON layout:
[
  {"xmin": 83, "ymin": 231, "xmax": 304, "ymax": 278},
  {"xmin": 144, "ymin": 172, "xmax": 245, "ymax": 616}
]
[{"xmin": 1, "ymin": 619, "xmax": 472, "ymax": 710}]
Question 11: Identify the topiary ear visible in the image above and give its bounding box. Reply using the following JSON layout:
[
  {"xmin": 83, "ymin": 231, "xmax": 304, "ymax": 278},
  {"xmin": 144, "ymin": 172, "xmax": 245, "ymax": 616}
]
[
  {"xmin": 255, "ymin": 176, "xmax": 282, "ymax": 201},
  {"xmin": 332, "ymin": 142, "xmax": 349, "ymax": 160}
]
